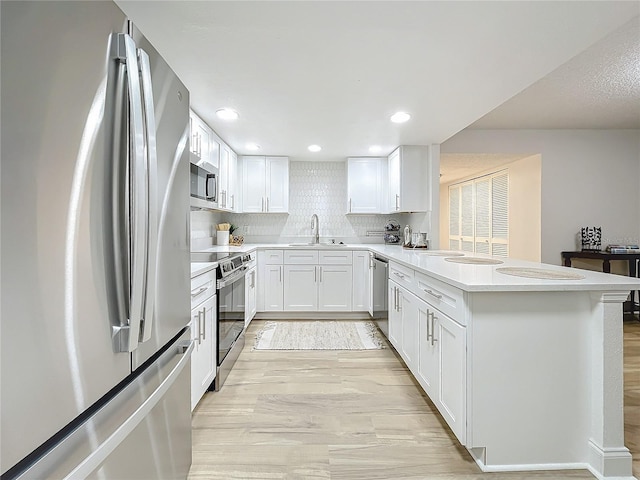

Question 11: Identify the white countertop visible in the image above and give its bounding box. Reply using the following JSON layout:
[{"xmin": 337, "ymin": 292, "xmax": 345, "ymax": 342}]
[
  {"xmin": 190, "ymin": 262, "xmax": 217, "ymax": 278},
  {"xmin": 191, "ymin": 243, "xmax": 640, "ymax": 292}
]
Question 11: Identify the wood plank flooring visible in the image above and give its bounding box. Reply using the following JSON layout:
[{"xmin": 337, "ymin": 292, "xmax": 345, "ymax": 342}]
[{"xmin": 189, "ymin": 319, "xmax": 640, "ymax": 479}]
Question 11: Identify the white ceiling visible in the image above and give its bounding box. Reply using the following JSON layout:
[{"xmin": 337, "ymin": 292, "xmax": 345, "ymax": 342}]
[{"xmin": 116, "ymin": 1, "xmax": 639, "ymax": 162}]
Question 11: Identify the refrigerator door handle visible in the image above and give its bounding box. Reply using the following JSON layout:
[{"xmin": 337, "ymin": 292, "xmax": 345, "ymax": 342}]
[
  {"xmin": 112, "ymin": 32, "xmax": 147, "ymax": 353},
  {"xmin": 138, "ymin": 47, "xmax": 158, "ymax": 344}
]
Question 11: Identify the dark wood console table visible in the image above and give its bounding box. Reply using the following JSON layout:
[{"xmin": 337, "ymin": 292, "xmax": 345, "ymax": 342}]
[{"xmin": 561, "ymin": 250, "xmax": 640, "ymax": 315}]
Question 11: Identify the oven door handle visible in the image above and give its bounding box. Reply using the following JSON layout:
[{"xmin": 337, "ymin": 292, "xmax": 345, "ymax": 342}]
[{"xmin": 217, "ymin": 267, "xmax": 248, "ymax": 289}]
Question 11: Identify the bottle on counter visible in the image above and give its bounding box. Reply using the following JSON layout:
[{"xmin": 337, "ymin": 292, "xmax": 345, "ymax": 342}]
[{"xmin": 404, "ymin": 225, "xmax": 412, "ymax": 246}]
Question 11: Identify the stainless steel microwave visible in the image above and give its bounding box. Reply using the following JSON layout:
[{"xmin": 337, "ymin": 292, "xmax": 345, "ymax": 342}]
[{"xmin": 190, "ymin": 163, "xmax": 218, "ymax": 209}]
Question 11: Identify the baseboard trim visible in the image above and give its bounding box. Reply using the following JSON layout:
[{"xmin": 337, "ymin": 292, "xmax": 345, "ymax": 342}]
[
  {"xmin": 255, "ymin": 312, "xmax": 371, "ymax": 320},
  {"xmin": 587, "ymin": 440, "xmax": 636, "ymax": 480},
  {"xmin": 469, "ymin": 447, "xmax": 637, "ymax": 480}
]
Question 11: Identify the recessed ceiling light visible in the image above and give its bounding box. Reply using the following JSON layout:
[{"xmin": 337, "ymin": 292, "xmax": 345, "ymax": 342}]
[
  {"xmin": 369, "ymin": 145, "xmax": 382, "ymax": 153},
  {"xmin": 308, "ymin": 144, "xmax": 322, "ymax": 152},
  {"xmin": 216, "ymin": 108, "xmax": 239, "ymax": 121},
  {"xmin": 246, "ymin": 142, "xmax": 261, "ymax": 151},
  {"xmin": 390, "ymin": 112, "xmax": 411, "ymax": 123}
]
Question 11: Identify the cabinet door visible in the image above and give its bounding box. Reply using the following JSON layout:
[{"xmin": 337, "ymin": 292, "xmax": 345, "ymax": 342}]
[
  {"xmin": 242, "ymin": 156, "xmax": 266, "ymax": 212},
  {"xmin": 399, "ymin": 289, "xmax": 419, "ymax": 371},
  {"xmin": 388, "ymin": 148, "xmax": 400, "ymax": 213},
  {"xmin": 318, "ymin": 265, "xmax": 353, "ymax": 311},
  {"xmin": 245, "ymin": 267, "xmax": 257, "ymax": 326},
  {"xmin": 219, "ymin": 145, "xmax": 230, "ymax": 209},
  {"xmin": 435, "ymin": 310, "xmax": 467, "ymax": 444},
  {"xmin": 417, "ymin": 301, "xmax": 438, "ymax": 399},
  {"xmin": 388, "ymin": 281, "xmax": 401, "ymax": 350},
  {"xmin": 347, "ymin": 157, "xmax": 383, "ymax": 213},
  {"xmin": 263, "ymin": 265, "xmax": 284, "ymax": 311},
  {"xmin": 284, "ymin": 265, "xmax": 318, "ymax": 311},
  {"xmin": 191, "ymin": 294, "xmax": 216, "ymax": 411},
  {"xmin": 351, "ymin": 251, "xmax": 370, "ymax": 312},
  {"xmin": 228, "ymin": 149, "xmax": 238, "ymax": 212},
  {"xmin": 266, "ymin": 157, "xmax": 289, "ymax": 213}
]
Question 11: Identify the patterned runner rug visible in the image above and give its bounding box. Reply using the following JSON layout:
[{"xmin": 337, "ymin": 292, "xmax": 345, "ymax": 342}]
[{"xmin": 254, "ymin": 320, "xmax": 386, "ymax": 350}]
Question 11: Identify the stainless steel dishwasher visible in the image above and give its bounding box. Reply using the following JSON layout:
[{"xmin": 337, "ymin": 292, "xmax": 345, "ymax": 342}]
[{"xmin": 372, "ymin": 255, "xmax": 389, "ymax": 338}]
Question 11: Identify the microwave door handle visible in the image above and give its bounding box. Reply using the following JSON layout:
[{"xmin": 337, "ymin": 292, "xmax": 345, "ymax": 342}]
[
  {"xmin": 138, "ymin": 48, "xmax": 158, "ymax": 344},
  {"xmin": 206, "ymin": 173, "xmax": 216, "ymax": 201}
]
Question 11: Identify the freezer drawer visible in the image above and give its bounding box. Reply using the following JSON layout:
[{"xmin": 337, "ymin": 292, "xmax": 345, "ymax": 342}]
[{"xmin": 9, "ymin": 330, "xmax": 193, "ymax": 480}]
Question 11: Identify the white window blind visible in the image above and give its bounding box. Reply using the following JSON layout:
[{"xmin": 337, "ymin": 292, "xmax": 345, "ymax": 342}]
[{"xmin": 448, "ymin": 171, "xmax": 509, "ymax": 257}]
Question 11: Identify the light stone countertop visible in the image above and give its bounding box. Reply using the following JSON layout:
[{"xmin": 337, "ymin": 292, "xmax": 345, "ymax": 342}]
[
  {"xmin": 190, "ymin": 262, "xmax": 217, "ymax": 279},
  {"xmin": 191, "ymin": 243, "xmax": 640, "ymax": 292}
]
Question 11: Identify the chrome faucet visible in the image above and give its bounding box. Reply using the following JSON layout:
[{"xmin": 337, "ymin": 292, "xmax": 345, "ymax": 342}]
[{"xmin": 311, "ymin": 214, "xmax": 319, "ymax": 244}]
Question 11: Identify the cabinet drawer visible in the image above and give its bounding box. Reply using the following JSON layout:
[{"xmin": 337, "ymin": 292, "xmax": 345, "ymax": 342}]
[
  {"xmin": 389, "ymin": 262, "xmax": 415, "ymax": 291},
  {"xmin": 284, "ymin": 250, "xmax": 319, "ymax": 264},
  {"xmin": 263, "ymin": 249, "xmax": 284, "ymax": 264},
  {"xmin": 318, "ymin": 250, "xmax": 353, "ymax": 265},
  {"xmin": 190, "ymin": 269, "xmax": 216, "ymax": 310},
  {"xmin": 414, "ymin": 270, "xmax": 464, "ymax": 325}
]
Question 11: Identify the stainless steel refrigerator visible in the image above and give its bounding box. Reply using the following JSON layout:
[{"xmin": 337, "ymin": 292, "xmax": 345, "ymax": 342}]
[{"xmin": 1, "ymin": 2, "xmax": 193, "ymax": 478}]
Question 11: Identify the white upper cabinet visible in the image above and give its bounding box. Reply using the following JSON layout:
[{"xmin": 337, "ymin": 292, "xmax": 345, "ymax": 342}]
[
  {"xmin": 241, "ymin": 156, "xmax": 289, "ymax": 213},
  {"xmin": 189, "ymin": 110, "xmax": 215, "ymax": 171},
  {"xmin": 387, "ymin": 146, "xmax": 431, "ymax": 213},
  {"xmin": 218, "ymin": 144, "xmax": 237, "ymax": 211},
  {"xmin": 346, "ymin": 157, "xmax": 385, "ymax": 214}
]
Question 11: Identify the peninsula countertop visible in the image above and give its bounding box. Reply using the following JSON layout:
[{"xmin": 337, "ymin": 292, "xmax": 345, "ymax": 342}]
[{"xmin": 191, "ymin": 243, "xmax": 640, "ymax": 293}]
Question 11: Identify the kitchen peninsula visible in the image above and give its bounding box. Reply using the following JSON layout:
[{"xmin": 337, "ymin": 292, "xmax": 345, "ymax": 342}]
[{"xmin": 193, "ymin": 243, "xmax": 640, "ymax": 480}]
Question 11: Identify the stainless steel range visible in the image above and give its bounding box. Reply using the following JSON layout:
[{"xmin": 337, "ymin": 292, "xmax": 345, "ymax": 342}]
[{"xmin": 213, "ymin": 251, "xmax": 254, "ymax": 390}]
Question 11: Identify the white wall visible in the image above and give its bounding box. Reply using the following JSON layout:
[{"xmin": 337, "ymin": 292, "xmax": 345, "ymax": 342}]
[
  {"xmin": 439, "ymin": 154, "xmax": 542, "ymax": 262},
  {"xmin": 442, "ymin": 129, "xmax": 640, "ymax": 265}
]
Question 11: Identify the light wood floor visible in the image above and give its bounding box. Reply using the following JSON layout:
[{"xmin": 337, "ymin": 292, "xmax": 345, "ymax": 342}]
[{"xmin": 189, "ymin": 318, "xmax": 640, "ymax": 479}]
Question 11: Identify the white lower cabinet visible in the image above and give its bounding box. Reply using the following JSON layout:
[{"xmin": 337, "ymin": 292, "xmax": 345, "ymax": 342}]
[
  {"xmin": 318, "ymin": 265, "xmax": 352, "ymax": 311},
  {"xmin": 351, "ymin": 251, "xmax": 371, "ymax": 312},
  {"xmin": 245, "ymin": 266, "xmax": 257, "ymax": 326},
  {"xmin": 190, "ymin": 293, "xmax": 216, "ymax": 412},
  {"xmin": 284, "ymin": 265, "xmax": 318, "ymax": 310},
  {"xmin": 263, "ymin": 264, "xmax": 284, "ymax": 311},
  {"xmin": 389, "ymin": 264, "xmax": 467, "ymax": 445},
  {"xmin": 283, "ymin": 264, "xmax": 352, "ymax": 311}
]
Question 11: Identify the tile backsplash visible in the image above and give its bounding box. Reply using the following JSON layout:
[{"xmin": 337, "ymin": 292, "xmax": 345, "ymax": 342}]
[{"xmin": 228, "ymin": 161, "xmax": 405, "ymax": 244}]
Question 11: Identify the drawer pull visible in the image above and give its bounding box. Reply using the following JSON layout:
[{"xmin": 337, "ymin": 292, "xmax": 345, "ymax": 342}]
[
  {"xmin": 423, "ymin": 288, "xmax": 442, "ymax": 300},
  {"xmin": 393, "ymin": 272, "xmax": 406, "ymax": 280},
  {"xmin": 190, "ymin": 285, "xmax": 209, "ymax": 298}
]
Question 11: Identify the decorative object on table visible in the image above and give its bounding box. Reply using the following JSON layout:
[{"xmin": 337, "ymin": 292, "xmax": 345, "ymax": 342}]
[
  {"xmin": 384, "ymin": 218, "xmax": 401, "ymax": 244},
  {"xmin": 606, "ymin": 244, "xmax": 640, "ymax": 254},
  {"xmin": 580, "ymin": 226, "xmax": 602, "ymax": 251},
  {"xmin": 254, "ymin": 320, "xmax": 387, "ymax": 350},
  {"xmin": 216, "ymin": 222, "xmax": 230, "ymax": 246}
]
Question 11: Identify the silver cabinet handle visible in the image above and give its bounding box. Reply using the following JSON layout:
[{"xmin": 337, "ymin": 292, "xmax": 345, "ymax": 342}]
[
  {"xmin": 349, "ymin": 198, "xmax": 352, "ymax": 213},
  {"xmin": 279, "ymin": 265, "xmax": 282, "ymax": 283},
  {"xmin": 314, "ymin": 266, "xmax": 317, "ymax": 283},
  {"xmin": 261, "ymin": 197, "xmax": 265, "ymax": 212},
  {"xmin": 398, "ymin": 289, "xmax": 402, "ymax": 311},
  {"xmin": 200, "ymin": 307, "xmax": 206, "ymax": 341},
  {"xmin": 423, "ymin": 288, "xmax": 442, "ymax": 300},
  {"xmin": 393, "ymin": 271, "xmax": 406, "ymax": 280},
  {"xmin": 190, "ymin": 285, "xmax": 208, "ymax": 298},
  {"xmin": 426, "ymin": 308, "xmax": 431, "ymax": 342},
  {"xmin": 231, "ymin": 194, "xmax": 235, "ymax": 210},
  {"xmin": 266, "ymin": 197, "xmax": 269, "ymax": 212},
  {"xmin": 393, "ymin": 286, "xmax": 397, "ymax": 311},
  {"xmin": 395, "ymin": 194, "xmax": 400, "ymax": 211},
  {"xmin": 196, "ymin": 310, "xmax": 202, "ymax": 345},
  {"xmin": 428, "ymin": 311, "xmax": 438, "ymax": 346}
]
